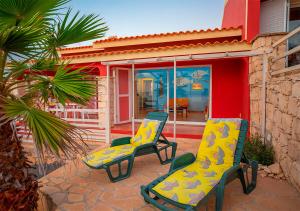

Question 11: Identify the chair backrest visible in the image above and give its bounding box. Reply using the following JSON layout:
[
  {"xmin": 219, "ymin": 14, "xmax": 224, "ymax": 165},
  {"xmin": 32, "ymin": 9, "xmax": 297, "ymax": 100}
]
[
  {"xmin": 233, "ymin": 119, "xmax": 248, "ymax": 165},
  {"xmin": 145, "ymin": 112, "xmax": 168, "ymax": 144},
  {"xmin": 196, "ymin": 118, "xmax": 248, "ymax": 167},
  {"xmin": 130, "ymin": 112, "xmax": 168, "ymax": 146}
]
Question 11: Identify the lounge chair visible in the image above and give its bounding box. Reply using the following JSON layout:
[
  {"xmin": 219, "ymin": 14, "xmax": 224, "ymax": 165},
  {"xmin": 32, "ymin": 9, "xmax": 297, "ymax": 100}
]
[
  {"xmin": 82, "ymin": 112, "xmax": 177, "ymax": 182},
  {"xmin": 141, "ymin": 118, "xmax": 258, "ymax": 210}
]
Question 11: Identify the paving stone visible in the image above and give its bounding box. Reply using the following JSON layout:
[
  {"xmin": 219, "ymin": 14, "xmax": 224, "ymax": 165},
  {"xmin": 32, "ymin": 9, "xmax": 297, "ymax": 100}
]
[
  {"xmin": 61, "ymin": 202, "xmax": 85, "ymax": 211},
  {"xmin": 50, "ymin": 177, "xmax": 65, "ymax": 185},
  {"xmin": 51, "ymin": 192, "xmax": 66, "ymax": 205},
  {"xmin": 59, "ymin": 182, "xmax": 72, "ymax": 191},
  {"xmin": 39, "ymin": 185, "xmax": 60, "ymax": 195},
  {"xmin": 68, "ymin": 186, "xmax": 86, "ymax": 194},
  {"xmin": 68, "ymin": 193, "xmax": 83, "ymax": 203},
  {"xmin": 91, "ymin": 202, "xmax": 115, "ymax": 211}
]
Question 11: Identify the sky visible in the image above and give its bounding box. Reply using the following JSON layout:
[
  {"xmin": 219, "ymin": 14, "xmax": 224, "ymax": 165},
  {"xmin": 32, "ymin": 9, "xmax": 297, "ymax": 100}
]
[{"xmin": 66, "ymin": 0, "xmax": 225, "ymax": 45}]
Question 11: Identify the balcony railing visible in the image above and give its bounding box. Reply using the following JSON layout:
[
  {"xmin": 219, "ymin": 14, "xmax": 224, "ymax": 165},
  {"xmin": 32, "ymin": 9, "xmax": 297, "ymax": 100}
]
[{"xmin": 271, "ymin": 26, "xmax": 300, "ymax": 76}]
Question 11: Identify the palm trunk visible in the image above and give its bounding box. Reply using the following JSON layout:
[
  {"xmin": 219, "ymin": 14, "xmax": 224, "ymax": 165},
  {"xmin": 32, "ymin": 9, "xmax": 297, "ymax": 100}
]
[{"xmin": 0, "ymin": 109, "xmax": 39, "ymax": 210}]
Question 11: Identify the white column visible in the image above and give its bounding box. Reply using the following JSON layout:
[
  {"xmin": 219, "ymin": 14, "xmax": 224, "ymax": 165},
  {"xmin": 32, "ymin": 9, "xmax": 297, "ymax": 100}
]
[
  {"xmin": 167, "ymin": 69, "xmax": 169, "ymax": 116},
  {"xmin": 105, "ymin": 65, "xmax": 111, "ymax": 143},
  {"xmin": 173, "ymin": 58, "xmax": 177, "ymax": 142},
  {"xmin": 131, "ymin": 63, "xmax": 135, "ymax": 138},
  {"xmin": 97, "ymin": 76, "xmax": 102, "ymax": 129},
  {"xmin": 113, "ymin": 68, "xmax": 117, "ymax": 124}
]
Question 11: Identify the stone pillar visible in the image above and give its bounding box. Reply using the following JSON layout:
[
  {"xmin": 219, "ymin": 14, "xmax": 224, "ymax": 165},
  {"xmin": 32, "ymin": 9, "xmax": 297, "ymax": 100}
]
[{"xmin": 97, "ymin": 76, "xmax": 115, "ymax": 129}]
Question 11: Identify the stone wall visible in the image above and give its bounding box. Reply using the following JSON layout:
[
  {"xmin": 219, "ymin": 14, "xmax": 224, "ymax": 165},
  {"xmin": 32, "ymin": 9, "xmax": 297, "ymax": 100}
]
[
  {"xmin": 250, "ymin": 34, "xmax": 300, "ymax": 191},
  {"xmin": 97, "ymin": 76, "xmax": 115, "ymax": 128}
]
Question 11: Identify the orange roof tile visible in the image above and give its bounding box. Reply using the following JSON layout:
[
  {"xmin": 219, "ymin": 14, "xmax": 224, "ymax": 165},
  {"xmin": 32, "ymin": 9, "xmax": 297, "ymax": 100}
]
[
  {"xmin": 58, "ymin": 45, "xmax": 93, "ymax": 51},
  {"xmin": 61, "ymin": 39, "xmax": 249, "ymax": 60},
  {"xmin": 93, "ymin": 27, "xmax": 242, "ymax": 44}
]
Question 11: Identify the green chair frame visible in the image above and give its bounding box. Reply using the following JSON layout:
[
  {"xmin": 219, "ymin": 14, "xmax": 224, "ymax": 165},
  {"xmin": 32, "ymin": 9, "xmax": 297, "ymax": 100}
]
[
  {"xmin": 84, "ymin": 112, "xmax": 177, "ymax": 182},
  {"xmin": 141, "ymin": 119, "xmax": 258, "ymax": 211}
]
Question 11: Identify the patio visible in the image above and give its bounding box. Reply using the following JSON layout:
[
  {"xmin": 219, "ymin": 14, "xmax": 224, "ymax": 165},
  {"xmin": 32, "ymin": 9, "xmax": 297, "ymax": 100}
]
[{"xmin": 38, "ymin": 137, "xmax": 300, "ymax": 211}]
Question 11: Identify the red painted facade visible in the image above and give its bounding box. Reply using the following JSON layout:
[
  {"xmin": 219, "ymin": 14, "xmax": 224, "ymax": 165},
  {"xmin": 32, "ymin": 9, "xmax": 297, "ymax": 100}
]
[{"xmin": 222, "ymin": 0, "xmax": 260, "ymax": 41}]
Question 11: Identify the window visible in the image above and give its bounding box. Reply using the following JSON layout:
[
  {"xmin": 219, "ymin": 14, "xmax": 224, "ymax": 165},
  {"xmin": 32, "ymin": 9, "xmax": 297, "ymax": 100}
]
[{"xmin": 288, "ymin": 0, "xmax": 300, "ymax": 66}]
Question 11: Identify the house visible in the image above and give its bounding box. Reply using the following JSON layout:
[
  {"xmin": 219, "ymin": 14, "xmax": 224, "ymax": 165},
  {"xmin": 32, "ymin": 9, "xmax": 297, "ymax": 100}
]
[
  {"xmin": 56, "ymin": 27, "xmax": 251, "ymax": 141},
  {"xmin": 50, "ymin": 0, "xmax": 299, "ymax": 144}
]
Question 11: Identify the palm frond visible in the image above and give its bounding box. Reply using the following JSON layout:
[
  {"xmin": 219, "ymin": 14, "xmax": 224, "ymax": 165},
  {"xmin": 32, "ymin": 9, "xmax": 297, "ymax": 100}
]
[
  {"xmin": 0, "ymin": 14, "xmax": 47, "ymax": 59},
  {"xmin": 31, "ymin": 64, "xmax": 95, "ymax": 105},
  {"xmin": 46, "ymin": 9, "xmax": 108, "ymax": 59},
  {"xmin": 0, "ymin": 0, "xmax": 70, "ymax": 26},
  {"xmin": 57, "ymin": 9, "xmax": 108, "ymax": 45},
  {"xmin": 2, "ymin": 98, "xmax": 88, "ymax": 158}
]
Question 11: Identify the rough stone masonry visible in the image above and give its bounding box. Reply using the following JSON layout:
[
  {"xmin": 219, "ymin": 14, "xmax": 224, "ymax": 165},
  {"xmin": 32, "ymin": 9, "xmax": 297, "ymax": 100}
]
[{"xmin": 250, "ymin": 33, "xmax": 300, "ymax": 192}]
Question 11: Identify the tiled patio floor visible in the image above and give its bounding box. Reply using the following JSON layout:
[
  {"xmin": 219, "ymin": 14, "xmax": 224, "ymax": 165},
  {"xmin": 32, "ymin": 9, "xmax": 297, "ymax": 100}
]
[{"xmin": 38, "ymin": 138, "xmax": 300, "ymax": 211}]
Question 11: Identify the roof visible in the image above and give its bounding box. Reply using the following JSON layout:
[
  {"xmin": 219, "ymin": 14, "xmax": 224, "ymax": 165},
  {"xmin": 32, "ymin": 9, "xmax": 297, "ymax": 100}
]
[
  {"xmin": 58, "ymin": 26, "xmax": 242, "ymax": 54},
  {"xmin": 94, "ymin": 27, "xmax": 241, "ymax": 43},
  {"xmin": 57, "ymin": 26, "xmax": 251, "ymax": 64},
  {"xmin": 61, "ymin": 39, "xmax": 251, "ymax": 63}
]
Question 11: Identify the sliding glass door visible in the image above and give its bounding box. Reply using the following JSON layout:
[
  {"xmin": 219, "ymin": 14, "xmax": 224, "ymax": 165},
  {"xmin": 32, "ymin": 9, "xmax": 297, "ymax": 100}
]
[{"xmin": 134, "ymin": 66, "xmax": 211, "ymax": 124}]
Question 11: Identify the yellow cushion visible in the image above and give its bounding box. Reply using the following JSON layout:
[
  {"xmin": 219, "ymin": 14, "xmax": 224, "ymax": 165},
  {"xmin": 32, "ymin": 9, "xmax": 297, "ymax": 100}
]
[
  {"xmin": 196, "ymin": 119, "xmax": 241, "ymax": 166},
  {"xmin": 83, "ymin": 144, "xmax": 136, "ymax": 168},
  {"xmin": 130, "ymin": 119, "xmax": 161, "ymax": 147},
  {"xmin": 152, "ymin": 161, "xmax": 232, "ymax": 206},
  {"xmin": 152, "ymin": 118, "xmax": 242, "ymax": 206}
]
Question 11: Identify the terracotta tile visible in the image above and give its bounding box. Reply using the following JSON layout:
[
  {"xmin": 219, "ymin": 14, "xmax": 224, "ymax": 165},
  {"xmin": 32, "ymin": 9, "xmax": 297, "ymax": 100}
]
[
  {"xmin": 51, "ymin": 192, "xmax": 66, "ymax": 205},
  {"xmin": 59, "ymin": 182, "xmax": 72, "ymax": 191},
  {"xmin": 61, "ymin": 202, "xmax": 85, "ymax": 211},
  {"xmin": 109, "ymin": 196, "xmax": 146, "ymax": 210},
  {"xmin": 90, "ymin": 202, "xmax": 115, "ymax": 211},
  {"xmin": 39, "ymin": 186, "xmax": 60, "ymax": 195},
  {"xmin": 68, "ymin": 186, "xmax": 87, "ymax": 194},
  {"xmin": 68, "ymin": 193, "xmax": 84, "ymax": 203}
]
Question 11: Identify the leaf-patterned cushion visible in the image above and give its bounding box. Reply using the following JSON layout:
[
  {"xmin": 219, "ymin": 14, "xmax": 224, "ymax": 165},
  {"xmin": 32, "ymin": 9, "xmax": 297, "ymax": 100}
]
[
  {"xmin": 130, "ymin": 119, "xmax": 161, "ymax": 147},
  {"xmin": 82, "ymin": 144, "xmax": 136, "ymax": 168},
  {"xmin": 152, "ymin": 118, "xmax": 242, "ymax": 206}
]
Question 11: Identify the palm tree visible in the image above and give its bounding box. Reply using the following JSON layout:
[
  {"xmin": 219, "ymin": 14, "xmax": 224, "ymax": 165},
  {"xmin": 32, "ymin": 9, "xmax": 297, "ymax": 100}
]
[{"xmin": 0, "ymin": 0, "xmax": 108, "ymax": 209}]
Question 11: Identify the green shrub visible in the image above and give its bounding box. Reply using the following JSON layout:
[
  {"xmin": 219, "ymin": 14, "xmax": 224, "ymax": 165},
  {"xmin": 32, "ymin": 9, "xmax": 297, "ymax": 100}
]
[{"xmin": 244, "ymin": 135, "xmax": 274, "ymax": 166}]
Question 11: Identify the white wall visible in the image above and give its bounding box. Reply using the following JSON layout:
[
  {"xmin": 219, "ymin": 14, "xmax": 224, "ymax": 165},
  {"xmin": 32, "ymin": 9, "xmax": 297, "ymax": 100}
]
[{"xmin": 260, "ymin": 0, "xmax": 287, "ymax": 34}]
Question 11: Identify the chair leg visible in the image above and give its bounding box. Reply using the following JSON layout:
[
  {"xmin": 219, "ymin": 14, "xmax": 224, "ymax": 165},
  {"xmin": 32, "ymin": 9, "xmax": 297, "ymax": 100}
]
[
  {"xmin": 215, "ymin": 185, "xmax": 225, "ymax": 211},
  {"xmin": 105, "ymin": 157, "xmax": 134, "ymax": 182},
  {"xmin": 156, "ymin": 142, "xmax": 177, "ymax": 165},
  {"xmin": 241, "ymin": 160, "xmax": 258, "ymax": 194},
  {"xmin": 238, "ymin": 168, "xmax": 248, "ymax": 194}
]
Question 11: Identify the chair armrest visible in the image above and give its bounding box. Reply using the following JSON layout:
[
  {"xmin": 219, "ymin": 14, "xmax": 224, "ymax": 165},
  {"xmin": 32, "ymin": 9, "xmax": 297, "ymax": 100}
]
[
  {"xmin": 110, "ymin": 137, "xmax": 131, "ymax": 147},
  {"xmin": 169, "ymin": 153, "xmax": 196, "ymax": 172}
]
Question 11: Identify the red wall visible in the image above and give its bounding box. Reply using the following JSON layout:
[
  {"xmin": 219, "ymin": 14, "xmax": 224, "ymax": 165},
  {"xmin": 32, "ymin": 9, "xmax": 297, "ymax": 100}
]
[
  {"xmin": 210, "ymin": 58, "xmax": 249, "ymax": 121},
  {"xmin": 222, "ymin": 0, "xmax": 260, "ymax": 41}
]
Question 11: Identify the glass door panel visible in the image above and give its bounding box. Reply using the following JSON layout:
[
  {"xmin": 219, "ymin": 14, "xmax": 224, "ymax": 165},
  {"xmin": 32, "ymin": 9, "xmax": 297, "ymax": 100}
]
[
  {"xmin": 134, "ymin": 69, "xmax": 168, "ymax": 119},
  {"xmin": 169, "ymin": 66, "xmax": 211, "ymax": 123}
]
